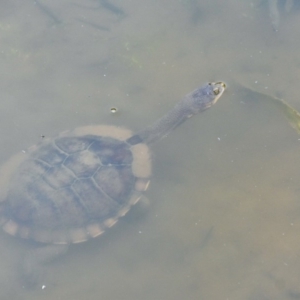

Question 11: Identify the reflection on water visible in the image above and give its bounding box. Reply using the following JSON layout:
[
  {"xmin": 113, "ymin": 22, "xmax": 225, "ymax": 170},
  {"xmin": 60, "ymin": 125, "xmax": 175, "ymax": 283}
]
[{"xmin": 0, "ymin": 0, "xmax": 300, "ymax": 299}]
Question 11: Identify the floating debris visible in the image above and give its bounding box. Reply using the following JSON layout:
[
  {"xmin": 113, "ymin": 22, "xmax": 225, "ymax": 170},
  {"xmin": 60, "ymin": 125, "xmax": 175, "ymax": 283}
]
[
  {"xmin": 76, "ymin": 18, "xmax": 110, "ymax": 31},
  {"xmin": 240, "ymin": 84, "xmax": 300, "ymax": 134},
  {"xmin": 110, "ymin": 107, "xmax": 117, "ymax": 113},
  {"xmin": 75, "ymin": 0, "xmax": 125, "ymax": 17},
  {"xmin": 33, "ymin": 0, "xmax": 62, "ymax": 25},
  {"xmin": 98, "ymin": 0, "xmax": 125, "ymax": 16}
]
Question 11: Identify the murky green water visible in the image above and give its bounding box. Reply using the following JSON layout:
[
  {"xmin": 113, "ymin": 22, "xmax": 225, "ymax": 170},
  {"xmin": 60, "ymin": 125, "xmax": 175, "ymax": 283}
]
[{"xmin": 0, "ymin": 0, "xmax": 300, "ymax": 299}]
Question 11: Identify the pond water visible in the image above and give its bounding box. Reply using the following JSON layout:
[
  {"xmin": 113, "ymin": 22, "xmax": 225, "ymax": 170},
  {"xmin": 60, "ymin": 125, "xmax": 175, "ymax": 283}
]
[{"xmin": 0, "ymin": 0, "xmax": 300, "ymax": 299}]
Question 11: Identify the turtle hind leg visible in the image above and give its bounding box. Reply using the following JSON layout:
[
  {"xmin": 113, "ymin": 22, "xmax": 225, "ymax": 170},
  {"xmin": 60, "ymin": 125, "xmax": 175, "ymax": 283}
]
[{"xmin": 21, "ymin": 244, "xmax": 68, "ymax": 288}]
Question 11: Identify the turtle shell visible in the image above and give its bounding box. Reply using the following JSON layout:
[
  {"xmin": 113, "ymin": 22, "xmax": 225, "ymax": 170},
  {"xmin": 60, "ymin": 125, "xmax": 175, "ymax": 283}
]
[{"xmin": 0, "ymin": 125, "xmax": 151, "ymax": 244}]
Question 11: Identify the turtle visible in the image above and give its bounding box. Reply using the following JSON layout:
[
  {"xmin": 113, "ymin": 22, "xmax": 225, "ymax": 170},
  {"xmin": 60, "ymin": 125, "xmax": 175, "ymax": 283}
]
[{"xmin": 0, "ymin": 81, "xmax": 226, "ymax": 286}]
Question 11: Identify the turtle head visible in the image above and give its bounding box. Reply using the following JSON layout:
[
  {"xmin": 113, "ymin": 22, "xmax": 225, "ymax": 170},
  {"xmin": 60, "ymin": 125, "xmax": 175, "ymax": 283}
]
[
  {"xmin": 186, "ymin": 81, "xmax": 226, "ymax": 114},
  {"xmin": 130, "ymin": 81, "xmax": 226, "ymax": 145}
]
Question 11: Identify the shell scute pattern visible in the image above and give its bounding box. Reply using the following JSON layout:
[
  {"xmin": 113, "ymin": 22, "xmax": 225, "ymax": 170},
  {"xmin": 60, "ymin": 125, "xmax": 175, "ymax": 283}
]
[
  {"xmin": 36, "ymin": 143, "xmax": 68, "ymax": 166},
  {"xmin": 94, "ymin": 165, "xmax": 135, "ymax": 202},
  {"xmin": 64, "ymin": 150, "xmax": 101, "ymax": 178},
  {"xmin": 3, "ymin": 134, "xmax": 139, "ymax": 243},
  {"xmin": 44, "ymin": 164, "xmax": 76, "ymax": 189},
  {"xmin": 71, "ymin": 178, "xmax": 119, "ymax": 219},
  {"xmin": 55, "ymin": 136, "xmax": 94, "ymax": 154},
  {"xmin": 88, "ymin": 137, "xmax": 133, "ymax": 165},
  {"xmin": 50, "ymin": 187, "xmax": 89, "ymax": 227}
]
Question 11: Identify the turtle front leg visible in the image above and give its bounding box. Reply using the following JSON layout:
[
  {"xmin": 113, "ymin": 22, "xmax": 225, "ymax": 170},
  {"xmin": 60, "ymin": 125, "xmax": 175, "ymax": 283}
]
[{"xmin": 21, "ymin": 244, "xmax": 68, "ymax": 288}]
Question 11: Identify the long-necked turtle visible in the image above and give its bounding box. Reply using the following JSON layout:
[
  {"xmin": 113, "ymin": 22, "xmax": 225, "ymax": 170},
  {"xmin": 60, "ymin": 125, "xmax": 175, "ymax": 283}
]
[{"xmin": 0, "ymin": 81, "xmax": 226, "ymax": 286}]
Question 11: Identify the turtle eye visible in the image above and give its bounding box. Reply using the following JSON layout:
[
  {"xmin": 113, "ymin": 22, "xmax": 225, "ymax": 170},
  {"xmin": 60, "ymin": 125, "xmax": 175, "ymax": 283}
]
[{"xmin": 213, "ymin": 87, "xmax": 220, "ymax": 95}]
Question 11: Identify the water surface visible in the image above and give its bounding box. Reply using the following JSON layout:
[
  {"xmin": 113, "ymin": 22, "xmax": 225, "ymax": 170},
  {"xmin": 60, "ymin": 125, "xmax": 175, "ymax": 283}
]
[{"xmin": 0, "ymin": 0, "xmax": 300, "ymax": 299}]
